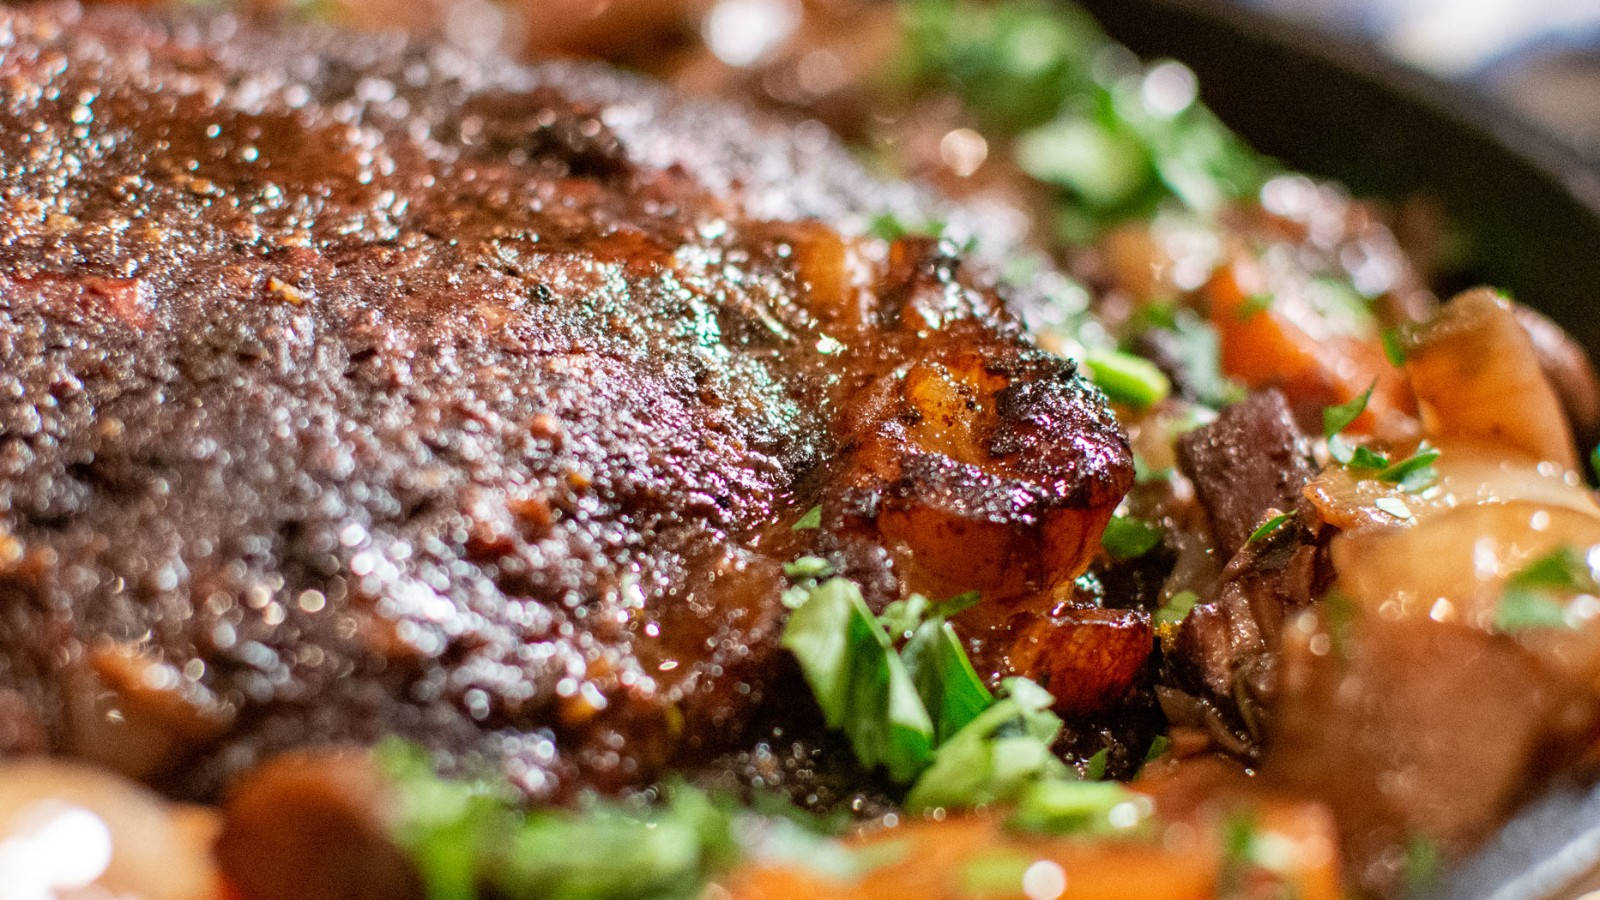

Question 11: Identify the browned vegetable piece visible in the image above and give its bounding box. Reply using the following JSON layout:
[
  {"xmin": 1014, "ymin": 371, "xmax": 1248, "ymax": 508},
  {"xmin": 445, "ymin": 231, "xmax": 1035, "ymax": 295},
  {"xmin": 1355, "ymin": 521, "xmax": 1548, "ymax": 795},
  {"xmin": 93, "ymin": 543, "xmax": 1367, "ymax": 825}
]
[
  {"xmin": 215, "ymin": 749, "xmax": 424, "ymax": 900},
  {"xmin": 1265, "ymin": 609, "xmax": 1600, "ymax": 894},
  {"xmin": 1512, "ymin": 303, "xmax": 1600, "ymax": 452},
  {"xmin": 1406, "ymin": 288, "xmax": 1579, "ymax": 471},
  {"xmin": 1006, "ymin": 607, "xmax": 1153, "ymax": 715}
]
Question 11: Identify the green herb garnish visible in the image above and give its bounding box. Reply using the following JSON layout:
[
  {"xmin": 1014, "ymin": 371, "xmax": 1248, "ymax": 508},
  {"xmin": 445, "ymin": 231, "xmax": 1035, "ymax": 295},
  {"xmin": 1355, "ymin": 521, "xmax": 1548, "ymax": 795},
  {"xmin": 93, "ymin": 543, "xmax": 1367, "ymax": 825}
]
[
  {"xmin": 1102, "ymin": 515, "xmax": 1163, "ymax": 560},
  {"xmin": 1403, "ymin": 834, "xmax": 1442, "ymax": 895},
  {"xmin": 1237, "ymin": 293, "xmax": 1274, "ymax": 319},
  {"xmin": 1246, "ymin": 512, "xmax": 1295, "ymax": 545},
  {"xmin": 792, "ymin": 504, "xmax": 822, "ymax": 531},
  {"xmin": 1153, "ymin": 590, "xmax": 1199, "ymax": 629},
  {"xmin": 905, "ymin": 678, "xmax": 1070, "ymax": 812},
  {"xmin": 378, "ymin": 742, "xmax": 870, "ymax": 900},
  {"xmin": 1083, "ymin": 747, "xmax": 1109, "ymax": 780},
  {"xmin": 1381, "ymin": 327, "xmax": 1408, "ymax": 366},
  {"xmin": 781, "ymin": 578, "xmax": 935, "ymax": 782},
  {"xmin": 903, "ymin": 613, "xmax": 995, "ymax": 742},
  {"xmin": 1007, "ymin": 778, "xmax": 1150, "ymax": 837},
  {"xmin": 783, "ymin": 556, "xmax": 834, "ymax": 579},
  {"xmin": 1493, "ymin": 546, "xmax": 1598, "ymax": 633},
  {"xmin": 1376, "ymin": 446, "xmax": 1441, "ymax": 493},
  {"xmin": 1323, "ymin": 386, "xmax": 1374, "ymax": 437},
  {"xmin": 1082, "ymin": 348, "xmax": 1172, "ymax": 410}
]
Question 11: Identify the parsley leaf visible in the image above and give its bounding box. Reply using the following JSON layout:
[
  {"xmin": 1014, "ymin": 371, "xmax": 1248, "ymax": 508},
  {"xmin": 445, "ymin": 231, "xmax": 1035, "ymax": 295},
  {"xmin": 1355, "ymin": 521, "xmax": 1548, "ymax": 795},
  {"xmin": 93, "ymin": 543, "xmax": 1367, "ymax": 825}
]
[
  {"xmin": 1403, "ymin": 834, "xmax": 1442, "ymax": 895},
  {"xmin": 1102, "ymin": 515, "xmax": 1163, "ymax": 560},
  {"xmin": 1381, "ymin": 327, "xmax": 1408, "ymax": 367},
  {"xmin": 1008, "ymin": 778, "xmax": 1151, "ymax": 837},
  {"xmin": 781, "ymin": 578, "xmax": 935, "ymax": 782},
  {"xmin": 1494, "ymin": 546, "xmax": 1598, "ymax": 633},
  {"xmin": 791, "ymin": 504, "xmax": 822, "ymax": 531},
  {"xmin": 903, "ymin": 616, "xmax": 994, "ymax": 743},
  {"xmin": 1246, "ymin": 512, "xmax": 1295, "ymax": 545},
  {"xmin": 868, "ymin": 212, "xmax": 946, "ymax": 242},
  {"xmin": 1083, "ymin": 747, "xmax": 1109, "ymax": 780},
  {"xmin": 377, "ymin": 742, "xmax": 871, "ymax": 900},
  {"xmin": 1082, "ymin": 348, "xmax": 1172, "ymax": 410},
  {"xmin": 1376, "ymin": 447, "xmax": 1441, "ymax": 493},
  {"xmin": 1322, "ymin": 384, "xmax": 1374, "ymax": 440},
  {"xmin": 1153, "ymin": 590, "xmax": 1199, "ymax": 630},
  {"xmin": 1237, "ymin": 293, "xmax": 1273, "ymax": 319},
  {"xmin": 905, "ymin": 678, "xmax": 1069, "ymax": 812},
  {"xmin": 1347, "ymin": 445, "xmax": 1390, "ymax": 470},
  {"xmin": 877, "ymin": 594, "xmax": 931, "ymax": 640},
  {"xmin": 782, "ymin": 556, "xmax": 834, "ymax": 579}
]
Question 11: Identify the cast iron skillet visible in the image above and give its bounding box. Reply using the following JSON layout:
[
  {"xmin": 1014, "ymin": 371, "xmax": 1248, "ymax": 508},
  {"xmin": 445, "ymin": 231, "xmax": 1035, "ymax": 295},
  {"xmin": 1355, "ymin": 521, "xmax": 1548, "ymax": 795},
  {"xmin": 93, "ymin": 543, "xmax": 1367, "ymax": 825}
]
[
  {"xmin": 1078, "ymin": 0, "xmax": 1600, "ymax": 354},
  {"xmin": 1072, "ymin": 1, "xmax": 1600, "ymax": 895}
]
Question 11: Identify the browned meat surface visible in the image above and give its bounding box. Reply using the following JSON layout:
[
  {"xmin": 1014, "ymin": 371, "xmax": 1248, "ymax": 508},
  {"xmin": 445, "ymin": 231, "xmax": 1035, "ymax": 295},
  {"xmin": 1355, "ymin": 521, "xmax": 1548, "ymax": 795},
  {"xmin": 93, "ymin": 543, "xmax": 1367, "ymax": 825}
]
[
  {"xmin": 1175, "ymin": 389, "xmax": 1314, "ymax": 560},
  {"xmin": 1166, "ymin": 390, "xmax": 1321, "ymax": 751},
  {"xmin": 0, "ymin": 3, "xmax": 1131, "ymax": 800}
]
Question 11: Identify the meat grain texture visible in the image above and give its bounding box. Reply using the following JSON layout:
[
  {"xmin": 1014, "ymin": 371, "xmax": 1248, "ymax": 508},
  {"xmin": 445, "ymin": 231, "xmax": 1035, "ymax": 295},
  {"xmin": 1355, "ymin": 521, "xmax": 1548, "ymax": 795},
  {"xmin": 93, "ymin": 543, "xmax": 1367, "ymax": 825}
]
[{"xmin": 0, "ymin": 3, "xmax": 1132, "ymax": 799}]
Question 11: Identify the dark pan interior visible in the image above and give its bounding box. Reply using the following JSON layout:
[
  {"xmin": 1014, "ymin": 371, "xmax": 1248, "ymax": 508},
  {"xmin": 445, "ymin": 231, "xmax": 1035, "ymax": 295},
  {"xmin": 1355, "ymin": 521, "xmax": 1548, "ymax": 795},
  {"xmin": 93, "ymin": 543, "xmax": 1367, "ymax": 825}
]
[{"xmin": 1077, "ymin": 0, "xmax": 1600, "ymax": 355}]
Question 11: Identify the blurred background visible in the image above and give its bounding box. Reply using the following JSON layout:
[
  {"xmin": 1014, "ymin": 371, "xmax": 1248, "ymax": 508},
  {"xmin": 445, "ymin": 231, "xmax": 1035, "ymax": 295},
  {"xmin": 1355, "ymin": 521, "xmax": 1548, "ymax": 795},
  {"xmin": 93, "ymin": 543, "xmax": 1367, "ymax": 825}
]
[{"xmin": 1239, "ymin": 0, "xmax": 1600, "ymax": 164}]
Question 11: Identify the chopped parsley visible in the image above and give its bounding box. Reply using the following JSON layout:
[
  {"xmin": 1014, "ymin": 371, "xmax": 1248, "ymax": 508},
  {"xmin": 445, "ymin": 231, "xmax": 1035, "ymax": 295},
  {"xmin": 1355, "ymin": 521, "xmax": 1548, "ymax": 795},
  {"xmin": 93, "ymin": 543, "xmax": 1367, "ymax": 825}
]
[
  {"xmin": 1143, "ymin": 735, "xmax": 1172, "ymax": 764},
  {"xmin": 1237, "ymin": 293, "xmax": 1274, "ymax": 319},
  {"xmin": 377, "ymin": 742, "xmax": 871, "ymax": 900},
  {"xmin": 1246, "ymin": 511, "xmax": 1295, "ymax": 545},
  {"xmin": 1375, "ymin": 446, "xmax": 1441, "ymax": 493},
  {"xmin": 1008, "ymin": 778, "xmax": 1151, "ymax": 837},
  {"xmin": 780, "ymin": 578, "xmax": 936, "ymax": 781},
  {"xmin": 867, "ymin": 212, "xmax": 947, "ymax": 242},
  {"xmin": 1102, "ymin": 515, "xmax": 1163, "ymax": 560},
  {"xmin": 792, "ymin": 504, "xmax": 823, "ymax": 531},
  {"xmin": 1404, "ymin": 834, "xmax": 1443, "ymax": 895},
  {"xmin": 902, "ymin": 606, "xmax": 995, "ymax": 742},
  {"xmin": 782, "ymin": 576, "xmax": 1155, "ymax": 832},
  {"xmin": 1322, "ymin": 383, "xmax": 1374, "ymax": 464},
  {"xmin": 783, "ymin": 556, "xmax": 834, "ymax": 579},
  {"xmin": 901, "ymin": 0, "xmax": 1268, "ymax": 239},
  {"xmin": 1493, "ymin": 546, "xmax": 1598, "ymax": 633},
  {"xmin": 1381, "ymin": 327, "xmax": 1408, "ymax": 367},
  {"xmin": 1322, "ymin": 385, "xmax": 1441, "ymax": 492},
  {"xmin": 1346, "ymin": 445, "xmax": 1390, "ymax": 470},
  {"xmin": 1082, "ymin": 348, "xmax": 1172, "ymax": 410},
  {"xmin": 1083, "ymin": 747, "xmax": 1110, "ymax": 780},
  {"xmin": 1153, "ymin": 590, "xmax": 1199, "ymax": 630}
]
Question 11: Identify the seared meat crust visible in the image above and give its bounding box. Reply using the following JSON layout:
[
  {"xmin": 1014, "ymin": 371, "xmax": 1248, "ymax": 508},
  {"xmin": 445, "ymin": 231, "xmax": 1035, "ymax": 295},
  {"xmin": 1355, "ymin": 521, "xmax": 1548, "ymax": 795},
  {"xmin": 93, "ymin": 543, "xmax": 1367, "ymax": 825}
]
[{"xmin": 0, "ymin": 3, "xmax": 1131, "ymax": 798}]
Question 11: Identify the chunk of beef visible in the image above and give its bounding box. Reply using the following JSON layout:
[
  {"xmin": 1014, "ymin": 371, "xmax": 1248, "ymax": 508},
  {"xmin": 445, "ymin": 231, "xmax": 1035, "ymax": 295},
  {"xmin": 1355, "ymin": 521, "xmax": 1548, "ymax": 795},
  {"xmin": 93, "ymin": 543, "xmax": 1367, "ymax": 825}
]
[
  {"xmin": 1176, "ymin": 389, "xmax": 1316, "ymax": 559},
  {"xmin": 0, "ymin": 3, "xmax": 1131, "ymax": 800}
]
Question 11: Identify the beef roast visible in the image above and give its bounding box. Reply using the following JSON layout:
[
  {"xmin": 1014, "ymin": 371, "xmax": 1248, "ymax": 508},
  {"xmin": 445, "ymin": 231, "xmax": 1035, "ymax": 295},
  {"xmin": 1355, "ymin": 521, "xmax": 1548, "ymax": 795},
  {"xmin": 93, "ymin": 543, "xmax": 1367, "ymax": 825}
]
[{"xmin": 0, "ymin": 3, "xmax": 1132, "ymax": 799}]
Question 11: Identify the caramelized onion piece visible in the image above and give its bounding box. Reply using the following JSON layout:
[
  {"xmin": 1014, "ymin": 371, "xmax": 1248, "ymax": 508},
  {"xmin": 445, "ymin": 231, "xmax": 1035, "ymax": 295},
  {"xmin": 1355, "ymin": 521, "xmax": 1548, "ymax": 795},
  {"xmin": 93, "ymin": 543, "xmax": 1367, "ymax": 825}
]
[
  {"xmin": 1406, "ymin": 289, "xmax": 1578, "ymax": 471},
  {"xmin": 0, "ymin": 759, "xmax": 221, "ymax": 900},
  {"xmin": 1304, "ymin": 439, "xmax": 1599, "ymax": 533},
  {"xmin": 1331, "ymin": 502, "xmax": 1600, "ymax": 689}
]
